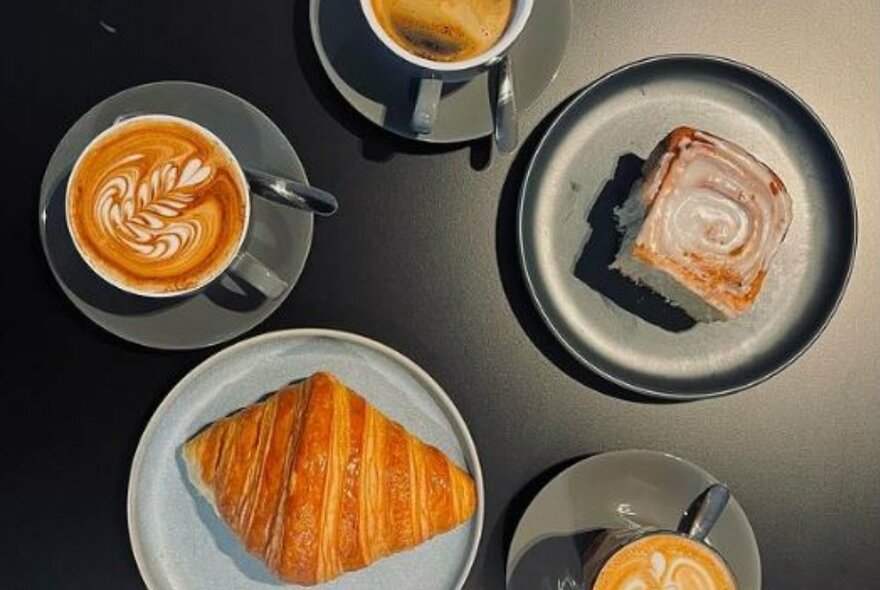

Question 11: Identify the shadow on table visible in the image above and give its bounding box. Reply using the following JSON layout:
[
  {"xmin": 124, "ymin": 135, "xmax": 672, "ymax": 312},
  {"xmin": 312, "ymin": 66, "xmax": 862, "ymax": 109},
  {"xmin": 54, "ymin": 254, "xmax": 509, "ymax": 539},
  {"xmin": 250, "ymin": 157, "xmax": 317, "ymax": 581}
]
[
  {"xmin": 507, "ymin": 528, "xmax": 603, "ymax": 590},
  {"xmin": 480, "ymin": 455, "xmax": 592, "ymax": 589},
  {"xmin": 494, "ymin": 98, "xmax": 682, "ymax": 404},
  {"xmin": 291, "ymin": 0, "xmax": 492, "ymax": 170},
  {"xmin": 572, "ymin": 153, "xmax": 696, "ymax": 333}
]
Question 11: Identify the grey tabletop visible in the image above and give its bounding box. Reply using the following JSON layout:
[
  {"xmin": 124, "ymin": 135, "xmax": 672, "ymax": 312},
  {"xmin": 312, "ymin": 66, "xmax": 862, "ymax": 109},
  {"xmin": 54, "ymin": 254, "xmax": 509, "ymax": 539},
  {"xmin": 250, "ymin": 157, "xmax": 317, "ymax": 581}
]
[{"xmin": 2, "ymin": 0, "xmax": 878, "ymax": 588}]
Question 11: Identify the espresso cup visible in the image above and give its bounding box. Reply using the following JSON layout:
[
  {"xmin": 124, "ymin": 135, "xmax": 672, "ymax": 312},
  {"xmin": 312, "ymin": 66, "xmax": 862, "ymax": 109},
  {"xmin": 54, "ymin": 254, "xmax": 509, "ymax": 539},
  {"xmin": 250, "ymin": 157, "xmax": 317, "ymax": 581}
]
[
  {"xmin": 583, "ymin": 485, "xmax": 738, "ymax": 589},
  {"xmin": 360, "ymin": 0, "xmax": 534, "ymax": 134},
  {"xmin": 66, "ymin": 114, "xmax": 297, "ymax": 300}
]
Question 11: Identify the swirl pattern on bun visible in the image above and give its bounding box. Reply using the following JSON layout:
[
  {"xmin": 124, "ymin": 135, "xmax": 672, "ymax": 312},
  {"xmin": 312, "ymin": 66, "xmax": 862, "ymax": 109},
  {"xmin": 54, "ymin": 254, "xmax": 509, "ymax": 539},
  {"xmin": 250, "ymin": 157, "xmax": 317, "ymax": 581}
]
[{"xmin": 614, "ymin": 127, "xmax": 793, "ymax": 321}]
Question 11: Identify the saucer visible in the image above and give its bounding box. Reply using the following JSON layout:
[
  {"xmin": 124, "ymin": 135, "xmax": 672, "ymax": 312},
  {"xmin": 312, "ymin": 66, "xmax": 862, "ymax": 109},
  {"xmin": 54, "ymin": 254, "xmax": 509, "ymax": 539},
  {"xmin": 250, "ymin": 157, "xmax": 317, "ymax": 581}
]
[
  {"xmin": 506, "ymin": 450, "xmax": 761, "ymax": 590},
  {"xmin": 309, "ymin": 0, "xmax": 571, "ymax": 143},
  {"xmin": 128, "ymin": 329, "xmax": 484, "ymax": 589},
  {"xmin": 39, "ymin": 81, "xmax": 314, "ymax": 350}
]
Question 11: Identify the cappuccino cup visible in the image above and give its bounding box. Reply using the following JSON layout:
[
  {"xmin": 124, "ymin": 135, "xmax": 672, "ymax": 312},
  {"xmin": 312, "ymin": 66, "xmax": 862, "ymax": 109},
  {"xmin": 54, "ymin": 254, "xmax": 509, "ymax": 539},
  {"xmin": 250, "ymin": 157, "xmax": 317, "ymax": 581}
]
[
  {"xmin": 66, "ymin": 114, "xmax": 300, "ymax": 299},
  {"xmin": 583, "ymin": 485, "xmax": 738, "ymax": 590},
  {"xmin": 360, "ymin": 0, "xmax": 534, "ymax": 134}
]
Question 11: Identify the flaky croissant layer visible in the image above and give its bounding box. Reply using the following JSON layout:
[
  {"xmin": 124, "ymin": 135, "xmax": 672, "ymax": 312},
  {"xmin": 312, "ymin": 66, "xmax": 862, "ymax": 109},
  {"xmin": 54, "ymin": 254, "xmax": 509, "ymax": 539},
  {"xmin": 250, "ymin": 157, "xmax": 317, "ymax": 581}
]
[{"xmin": 183, "ymin": 371, "xmax": 477, "ymax": 585}]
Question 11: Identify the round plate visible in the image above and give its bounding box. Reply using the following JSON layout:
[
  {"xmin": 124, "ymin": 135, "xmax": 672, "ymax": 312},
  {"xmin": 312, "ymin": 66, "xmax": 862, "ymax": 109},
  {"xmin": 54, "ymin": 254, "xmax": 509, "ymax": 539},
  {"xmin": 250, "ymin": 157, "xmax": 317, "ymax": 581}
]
[
  {"xmin": 518, "ymin": 55, "xmax": 857, "ymax": 398},
  {"xmin": 39, "ymin": 81, "xmax": 314, "ymax": 350},
  {"xmin": 128, "ymin": 329, "xmax": 484, "ymax": 590},
  {"xmin": 309, "ymin": 0, "xmax": 570, "ymax": 143},
  {"xmin": 506, "ymin": 450, "xmax": 761, "ymax": 590}
]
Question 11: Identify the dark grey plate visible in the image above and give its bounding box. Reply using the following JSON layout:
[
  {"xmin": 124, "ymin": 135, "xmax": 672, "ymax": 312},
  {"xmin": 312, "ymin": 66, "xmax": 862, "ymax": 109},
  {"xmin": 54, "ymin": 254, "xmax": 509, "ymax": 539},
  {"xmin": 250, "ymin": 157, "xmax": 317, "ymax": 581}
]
[
  {"xmin": 309, "ymin": 0, "xmax": 570, "ymax": 143},
  {"xmin": 39, "ymin": 82, "xmax": 314, "ymax": 350},
  {"xmin": 518, "ymin": 55, "xmax": 857, "ymax": 398}
]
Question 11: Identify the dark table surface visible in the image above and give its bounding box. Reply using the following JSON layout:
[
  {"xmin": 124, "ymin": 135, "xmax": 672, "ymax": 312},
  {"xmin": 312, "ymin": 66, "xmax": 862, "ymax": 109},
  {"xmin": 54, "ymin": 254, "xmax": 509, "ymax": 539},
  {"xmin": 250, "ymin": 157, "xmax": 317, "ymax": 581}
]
[{"xmin": 3, "ymin": 0, "xmax": 879, "ymax": 588}]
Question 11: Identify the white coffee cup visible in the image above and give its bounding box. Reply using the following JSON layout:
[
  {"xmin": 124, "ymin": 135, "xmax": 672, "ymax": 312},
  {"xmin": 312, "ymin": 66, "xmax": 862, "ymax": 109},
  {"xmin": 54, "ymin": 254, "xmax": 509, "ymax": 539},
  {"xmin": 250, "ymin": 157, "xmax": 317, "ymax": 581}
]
[
  {"xmin": 360, "ymin": 0, "xmax": 534, "ymax": 134},
  {"xmin": 584, "ymin": 484, "xmax": 737, "ymax": 589},
  {"xmin": 66, "ymin": 114, "xmax": 291, "ymax": 300}
]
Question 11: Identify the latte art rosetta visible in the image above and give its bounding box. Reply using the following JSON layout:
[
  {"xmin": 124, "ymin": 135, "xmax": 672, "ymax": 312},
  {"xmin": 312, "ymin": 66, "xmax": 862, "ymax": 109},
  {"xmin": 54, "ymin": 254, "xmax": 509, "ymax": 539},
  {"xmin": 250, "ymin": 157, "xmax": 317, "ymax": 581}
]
[
  {"xmin": 96, "ymin": 156, "xmax": 211, "ymax": 261},
  {"xmin": 67, "ymin": 117, "xmax": 248, "ymax": 295}
]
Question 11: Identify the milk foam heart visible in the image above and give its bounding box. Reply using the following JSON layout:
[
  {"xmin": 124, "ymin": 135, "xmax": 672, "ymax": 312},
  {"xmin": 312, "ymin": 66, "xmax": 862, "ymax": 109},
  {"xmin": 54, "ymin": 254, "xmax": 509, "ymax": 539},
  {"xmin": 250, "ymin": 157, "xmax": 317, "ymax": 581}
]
[{"xmin": 67, "ymin": 116, "xmax": 248, "ymax": 296}]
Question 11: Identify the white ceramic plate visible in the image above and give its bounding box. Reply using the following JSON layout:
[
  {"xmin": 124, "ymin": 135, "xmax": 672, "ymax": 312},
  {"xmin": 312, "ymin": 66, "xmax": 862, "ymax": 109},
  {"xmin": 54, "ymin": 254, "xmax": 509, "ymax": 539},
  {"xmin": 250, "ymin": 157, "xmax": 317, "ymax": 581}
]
[{"xmin": 128, "ymin": 329, "xmax": 483, "ymax": 589}]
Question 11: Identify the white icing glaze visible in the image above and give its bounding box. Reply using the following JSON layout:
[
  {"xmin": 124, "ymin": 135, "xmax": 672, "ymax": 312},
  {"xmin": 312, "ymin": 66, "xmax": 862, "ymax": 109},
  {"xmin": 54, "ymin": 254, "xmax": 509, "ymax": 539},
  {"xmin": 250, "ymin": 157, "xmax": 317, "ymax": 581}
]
[{"xmin": 636, "ymin": 129, "xmax": 793, "ymax": 316}]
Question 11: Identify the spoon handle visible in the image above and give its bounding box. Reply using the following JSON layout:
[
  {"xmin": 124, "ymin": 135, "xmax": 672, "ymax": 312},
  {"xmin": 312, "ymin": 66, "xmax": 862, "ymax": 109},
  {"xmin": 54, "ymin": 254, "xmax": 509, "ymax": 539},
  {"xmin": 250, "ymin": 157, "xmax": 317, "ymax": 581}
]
[
  {"xmin": 687, "ymin": 483, "xmax": 731, "ymax": 542},
  {"xmin": 494, "ymin": 54, "xmax": 518, "ymax": 154}
]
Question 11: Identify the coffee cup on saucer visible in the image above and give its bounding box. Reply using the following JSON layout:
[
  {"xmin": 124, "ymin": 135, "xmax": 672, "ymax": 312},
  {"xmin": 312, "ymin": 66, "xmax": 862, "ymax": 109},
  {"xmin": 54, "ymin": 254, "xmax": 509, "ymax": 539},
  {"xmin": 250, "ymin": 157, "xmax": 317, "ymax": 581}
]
[
  {"xmin": 583, "ymin": 484, "xmax": 738, "ymax": 589},
  {"xmin": 66, "ymin": 114, "xmax": 334, "ymax": 300},
  {"xmin": 360, "ymin": 0, "xmax": 534, "ymax": 134}
]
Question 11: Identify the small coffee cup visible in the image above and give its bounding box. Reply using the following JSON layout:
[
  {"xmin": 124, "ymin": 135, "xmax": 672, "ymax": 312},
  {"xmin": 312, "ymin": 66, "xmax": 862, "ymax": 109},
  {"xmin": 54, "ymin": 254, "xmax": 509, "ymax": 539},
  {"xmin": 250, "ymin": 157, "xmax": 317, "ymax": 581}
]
[
  {"xmin": 66, "ymin": 114, "xmax": 307, "ymax": 300},
  {"xmin": 583, "ymin": 484, "xmax": 738, "ymax": 589},
  {"xmin": 360, "ymin": 0, "xmax": 534, "ymax": 134}
]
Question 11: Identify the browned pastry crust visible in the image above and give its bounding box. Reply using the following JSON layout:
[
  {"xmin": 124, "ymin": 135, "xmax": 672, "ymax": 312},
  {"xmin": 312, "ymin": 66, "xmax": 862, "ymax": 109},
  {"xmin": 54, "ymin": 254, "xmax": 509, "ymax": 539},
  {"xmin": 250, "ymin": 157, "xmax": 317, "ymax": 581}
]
[{"xmin": 183, "ymin": 371, "xmax": 476, "ymax": 585}]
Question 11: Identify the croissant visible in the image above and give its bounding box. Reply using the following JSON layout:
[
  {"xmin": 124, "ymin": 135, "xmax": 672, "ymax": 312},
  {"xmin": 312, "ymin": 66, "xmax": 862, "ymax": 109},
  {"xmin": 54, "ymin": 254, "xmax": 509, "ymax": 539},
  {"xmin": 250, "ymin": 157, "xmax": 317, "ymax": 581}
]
[
  {"xmin": 614, "ymin": 126, "xmax": 793, "ymax": 321},
  {"xmin": 182, "ymin": 371, "xmax": 477, "ymax": 585}
]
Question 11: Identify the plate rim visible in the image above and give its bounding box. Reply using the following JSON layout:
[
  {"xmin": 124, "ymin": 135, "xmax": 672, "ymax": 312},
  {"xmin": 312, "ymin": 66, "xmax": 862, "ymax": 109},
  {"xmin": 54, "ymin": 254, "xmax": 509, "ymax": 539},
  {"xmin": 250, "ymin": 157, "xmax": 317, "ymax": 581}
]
[
  {"xmin": 505, "ymin": 448, "xmax": 762, "ymax": 587},
  {"xmin": 516, "ymin": 52, "xmax": 859, "ymax": 399},
  {"xmin": 127, "ymin": 327, "xmax": 485, "ymax": 590},
  {"xmin": 37, "ymin": 80, "xmax": 315, "ymax": 351}
]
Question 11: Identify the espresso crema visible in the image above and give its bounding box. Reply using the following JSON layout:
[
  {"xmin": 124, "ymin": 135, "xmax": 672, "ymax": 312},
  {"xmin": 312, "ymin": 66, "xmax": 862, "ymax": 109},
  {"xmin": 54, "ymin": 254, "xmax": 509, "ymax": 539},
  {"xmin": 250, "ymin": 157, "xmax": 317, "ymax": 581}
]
[{"xmin": 371, "ymin": 0, "xmax": 513, "ymax": 62}]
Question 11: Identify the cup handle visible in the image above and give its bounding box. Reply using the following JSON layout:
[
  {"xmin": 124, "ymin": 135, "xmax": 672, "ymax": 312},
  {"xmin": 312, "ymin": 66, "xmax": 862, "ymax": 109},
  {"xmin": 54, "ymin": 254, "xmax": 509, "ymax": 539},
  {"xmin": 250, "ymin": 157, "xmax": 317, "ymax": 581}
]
[
  {"xmin": 226, "ymin": 250, "xmax": 288, "ymax": 299},
  {"xmin": 243, "ymin": 167, "xmax": 338, "ymax": 217},
  {"xmin": 411, "ymin": 77, "xmax": 443, "ymax": 134}
]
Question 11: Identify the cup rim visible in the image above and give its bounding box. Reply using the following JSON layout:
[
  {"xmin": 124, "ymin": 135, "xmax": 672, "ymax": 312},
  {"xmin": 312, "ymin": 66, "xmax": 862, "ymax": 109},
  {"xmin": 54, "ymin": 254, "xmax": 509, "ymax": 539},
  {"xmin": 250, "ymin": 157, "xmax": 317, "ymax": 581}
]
[
  {"xmin": 65, "ymin": 113, "xmax": 251, "ymax": 299},
  {"xmin": 359, "ymin": 0, "xmax": 534, "ymax": 72},
  {"xmin": 596, "ymin": 529, "xmax": 739, "ymax": 587}
]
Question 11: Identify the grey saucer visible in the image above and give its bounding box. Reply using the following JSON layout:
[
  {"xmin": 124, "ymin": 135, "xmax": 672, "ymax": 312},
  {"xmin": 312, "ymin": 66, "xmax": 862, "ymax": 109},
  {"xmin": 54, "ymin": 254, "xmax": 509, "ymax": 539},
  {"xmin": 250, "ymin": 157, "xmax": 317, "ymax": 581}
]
[
  {"xmin": 506, "ymin": 450, "xmax": 761, "ymax": 590},
  {"xmin": 518, "ymin": 55, "xmax": 857, "ymax": 398},
  {"xmin": 39, "ymin": 82, "xmax": 314, "ymax": 350},
  {"xmin": 309, "ymin": 0, "xmax": 571, "ymax": 143},
  {"xmin": 128, "ymin": 329, "xmax": 484, "ymax": 590}
]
